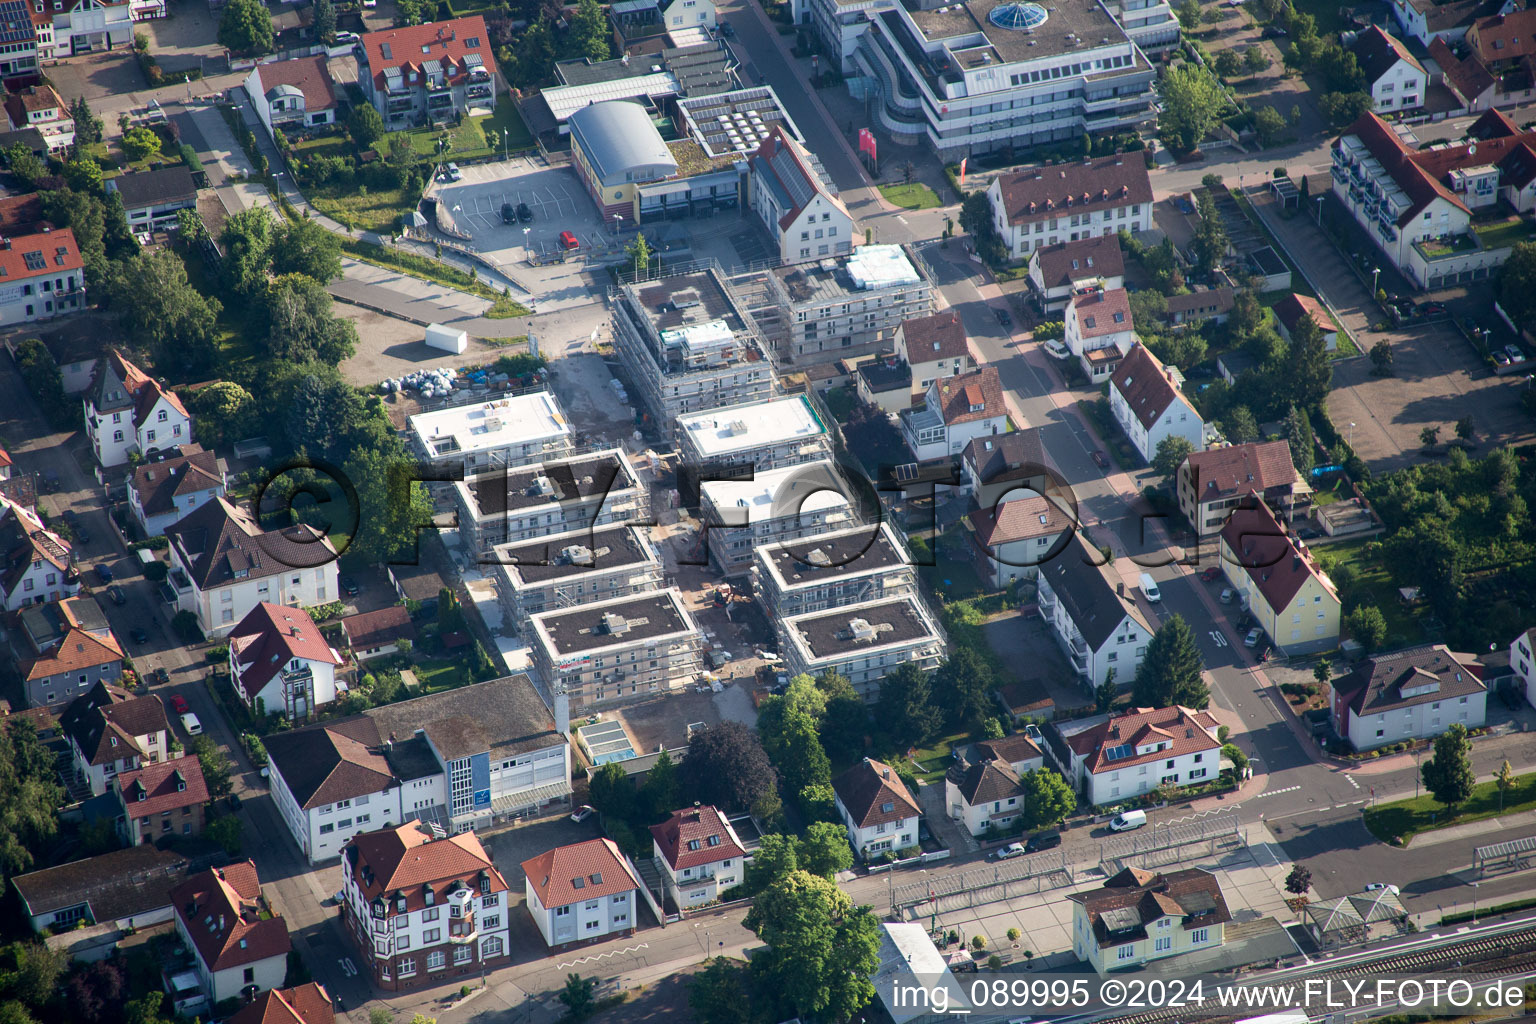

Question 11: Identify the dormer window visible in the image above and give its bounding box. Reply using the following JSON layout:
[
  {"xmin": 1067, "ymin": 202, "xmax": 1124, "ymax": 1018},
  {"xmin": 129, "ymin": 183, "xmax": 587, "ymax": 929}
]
[
  {"xmin": 707, "ymin": 835, "xmax": 721, "ymax": 846},
  {"xmin": 687, "ymin": 839, "xmax": 701, "ymax": 851},
  {"xmin": 881, "ymin": 801, "xmax": 895, "ymax": 813},
  {"xmin": 424, "ymin": 887, "xmax": 435, "ymax": 905}
]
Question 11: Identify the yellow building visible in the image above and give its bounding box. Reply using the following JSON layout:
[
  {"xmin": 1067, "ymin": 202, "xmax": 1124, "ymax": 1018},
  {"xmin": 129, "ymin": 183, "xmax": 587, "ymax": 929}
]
[
  {"xmin": 1218, "ymin": 496, "xmax": 1341, "ymax": 656},
  {"xmin": 1069, "ymin": 867, "xmax": 1230, "ymax": 974}
]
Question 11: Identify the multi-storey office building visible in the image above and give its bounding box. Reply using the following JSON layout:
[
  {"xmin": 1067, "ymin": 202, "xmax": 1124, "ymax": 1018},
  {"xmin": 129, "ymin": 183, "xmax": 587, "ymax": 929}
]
[
  {"xmin": 698, "ymin": 460, "xmax": 858, "ymax": 575},
  {"xmin": 494, "ymin": 524, "xmax": 664, "ymax": 627},
  {"xmin": 762, "ymin": 245, "xmax": 933, "ymax": 366},
  {"xmin": 452, "ymin": 450, "xmax": 644, "ymax": 558},
  {"xmin": 778, "ymin": 596, "xmax": 946, "ymax": 699},
  {"xmin": 675, "ymin": 394, "xmax": 832, "ymax": 473},
  {"xmin": 408, "ymin": 391, "xmax": 574, "ymax": 473},
  {"xmin": 750, "ymin": 520, "xmax": 917, "ymax": 619}
]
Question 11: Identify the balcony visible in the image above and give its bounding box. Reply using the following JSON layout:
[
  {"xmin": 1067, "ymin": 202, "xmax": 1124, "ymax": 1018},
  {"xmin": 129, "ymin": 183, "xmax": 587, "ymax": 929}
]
[
  {"xmin": 448, "ymin": 922, "xmax": 477, "ymax": 944},
  {"xmin": 1331, "ymin": 165, "xmax": 1348, "ymax": 185}
]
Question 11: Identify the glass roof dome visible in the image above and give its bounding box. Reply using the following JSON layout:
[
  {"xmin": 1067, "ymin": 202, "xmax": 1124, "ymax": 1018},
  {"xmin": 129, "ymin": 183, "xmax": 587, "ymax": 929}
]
[{"xmin": 988, "ymin": 1, "xmax": 1048, "ymax": 29}]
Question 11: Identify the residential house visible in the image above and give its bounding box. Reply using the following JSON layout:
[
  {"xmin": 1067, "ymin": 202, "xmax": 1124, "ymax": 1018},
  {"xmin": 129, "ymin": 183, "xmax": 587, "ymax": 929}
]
[
  {"xmin": 408, "ymin": 391, "xmax": 573, "ymax": 474},
  {"xmin": 855, "ymin": 356, "xmax": 915, "ymax": 416},
  {"xmin": 697, "ymin": 460, "xmax": 856, "ymax": 576},
  {"xmin": 39, "ymin": 0, "xmax": 141, "ymax": 61},
  {"xmin": 1218, "ymin": 499, "xmax": 1340, "ymax": 655},
  {"xmin": 1164, "ymin": 287, "xmax": 1234, "ymax": 327},
  {"xmin": 1027, "ymin": 235, "xmax": 1126, "ymax": 314},
  {"xmin": 1108, "ymin": 344, "xmax": 1204, "ymax": 464},
  {"xmin": 340, "ymin": 822, "xmax": 511, "ymax": 990},
  {"xmin": 60, "ymin": 681, "xmax": 167, "ymax": 795},
  {"xmin": 340, "ymin": 606, "xmax": 416, "ymax": 662},
  {"xmin": 388, "ymin": 562, "xmax": 446, "ymax": 615},
  {"xmin": 228, "ymin": 602, "xmax": 345, "ymax": 721},
  {"xmin": 245, "ymin": 55, "xmax": 339, "ymax": 139},
  {"xmin": 674, "ymin": 394, "xmax": 832, "ymax": 473},
  {"xmin": 748, "ymin": 127, "xmax": 853, "ymax": 265},
  {"xmin": 227, "ymin": 985, "xmax": 337, "ymax": 1024},
  {"xmin": 649, "ymin": 804, "xmax": 747, "ymax": 909},
  {"xmin": 113, "ymin": 754, "xmax": 208, "ymax": 846},
  {"xmin": 893, "ymin": 311, "xmax": 972, "ymax": 400},
  {"xmin": 0, "ymin": 225, "xmax": 86, "ymax": 326},
  {"xmin": 1177, "ymin": 441, "xmax": 1303, "ymax": 537},
  {"xmin": 1064, "ymin": 287, "xmax": 1134, "ymax": 383},
  {"xmin": 945, "ymin": 758, "xmax": 1027, "ymax": 837},
  {"xmin": 749, "ymin": 520, "xmax": 917, "ymax": 621},
  {"xmin": 263, "ymin": 675, "xmax": 569, "ymax": 863},
  {"xmin": 777, "ymin": 596, "xmax": 946, "ymax": 699},
  {"xmin": 2, "ymin": 84, "xmax": 73, "ymax": 150},
  {"xmin": 18, "ymin": 595, "xmax": 123, "ymax": 708},
  {"xmin": 1070, "ymin": 866, "xmax": 1230, "ymax": 973},
  {"xmin": 974, "ymin": 732, "xmax": 1045, "ymax": 776},
  {"xmin": 1273, "ymin": 293, "xmax": 1341, "ymax": 351},
  {"xmin": 961, "ymin": 429, "xmax": 1052, "ymax": 509},
  {"xmin": 1352, "ymin": 26, "xmax": 1427, "ymax": 113},
  {"xmin": 359, "ymin": 17, "xmax": 498, "ymax": 127},
  {"xmin": 1432, "ymin": 36, "xmax": 1499, "ymax": 110},
  {"xmin": 1391, "ymin": 0, "xmax": 1506, "ymax": 47},
  {"xmin": 106, "ymin": 165, "xmax": 198, "ymax": 233},
  {"xmin": 1461, "ymin": 10, "xmax": 1536, "ymax": 106},
  {"xmin": 169, "ymin": 862, "xmax": 291, "ymax": 1003},
  {"xmin": 901, "ymin": 365, "xmax": 1006, "ymax": 462},
  {"xmin": 127, "ymin": 444, "xmax": 226, "ymax": 538},
  {"xmin": 12, "ymin": 844, "xmax": 191, "ymax": 935},
  {"xmin": 1330, "ymin": 645, "xmax": 1487, "ymax": 750},
  {"xmin": 83, "ymin": 349, "xmax": 191, "ymax": 468},
  {"xmin": 164, "ymin": 497, "xmax": 339, "ymax": 637},
  {"xmin": 966, "ymin": 494, "xmax": 1075, "ymax": 588},
  {"xmin": 763, "ymin": 245, "xmax": 932, "ymax": 366},
  {"xmin": 1512, "ymin": 627, "xmax": 1536, "ymax": 709},
  {"xmin": 832, "ymin": 758, "xmax": 921, "ymax": 861},
  {"xmin": 988, "ymin": 157, "xmax": 1153, "ymax": 261},
  {"xmin": 521, "ymin": 838, "xmax": 642, "ymax": 949},
  {"xmin": 1036, "ymin": 532, "xmax": 1153, "ymax": 689},
  {"xmin": 1060, "ymin": 705, "xmax": 1223, "ymax": 805},
  {"xmin": 0, "ymin": 495, "xmax": 75, "ymax": 611}
]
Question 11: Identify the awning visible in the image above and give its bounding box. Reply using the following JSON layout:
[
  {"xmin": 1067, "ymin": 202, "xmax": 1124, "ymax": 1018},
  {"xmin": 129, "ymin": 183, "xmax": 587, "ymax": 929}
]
[
  {"xmin": 639, "ymin": 179, "xmax": 693, "ymax": 199},
  {"xmin": 490, "ymin": 780, "xmax": 572, "ymax": 814}
]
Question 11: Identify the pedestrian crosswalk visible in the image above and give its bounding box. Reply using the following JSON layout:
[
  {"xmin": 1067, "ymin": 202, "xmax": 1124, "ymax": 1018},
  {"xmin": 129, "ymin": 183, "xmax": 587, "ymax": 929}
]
[{"xmin": 1255, "ymin": 785, "xmax": 1301, "ymax": 799}]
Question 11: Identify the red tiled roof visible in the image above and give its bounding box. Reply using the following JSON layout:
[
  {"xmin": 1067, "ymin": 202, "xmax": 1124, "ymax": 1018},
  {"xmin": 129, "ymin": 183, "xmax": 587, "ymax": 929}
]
[
  {"xmin": 3, "ymin": 84, "xmax": 66, "ymax": 123},
  {"xmin": 1336, "ymin": 644, "xmax": 1485, "ymax": 717},
  {"xmin": 170, "ymin": 861, "xmax": 291, "ymax": 973},
  {"xmin": 831, "ymin": 758, "xmax": 920, "ymax": 828},
  {"xmin": 132, "ymin": 376, "xmax": 190, "ymax": 428},
  {"xmin": 1031, "ymin": 234, "xmax": 1125, "ymax": 291},
  {"xmin": 1218, "ymin": 498, "xmax": 1337, "ymax": 614},
  {"xmin": 1431, "ymin": 38, "xmax": 1496, "ymax": 105},
  {"xmin": 22, "ymin": 625, "xmax": 122, "ymax": 680},
  {"xmin": 1068, "ymin": 867, "xmax": 1231, "ymax": 948},
  {"xmin": 254, "ymin": 55, "xmax": 337, "ymax": 112},
  {"xmin": 340, "ymin": 605, "xmax": 416, "ymax": 651},
  {"xmin": 1338, "ymin": 112, "xmax": 1470, "ymax": 228},
  {"xmin": 521, "ymin": 838, "xmax": 638, "ymax": 910},
  {"xmin": 228, "ymin": 602, "xmax": 343, "ymax": 703},
  {"xmin": 361, "ymin": 17, "xmax": 498, "ymax": 95},
  {"xmin": 1467, "ymin": 9, "xmax": 1536, "ymax": 62},
  {"xmin": 1273, "ymin": 293, "xmax": 1334, "ymax": 335},
  {"xmin": 1111, "ymin": 344, "xmax": 1189, "ymax": 430},
  {"xmin": 1070, "ymin": 287, "xmax": 1133, "ymax": 339},
  {"xmin": 347, "ymin": 821, "xmax": 507, "ymax": 913},
  {"xmin": 61, "ymin": 682, "xmax": 166, "ymax": 766},
  {"xmin": 228, "ymin": 984, "xmax": 336, "ymax": 1024},
  {"xmin": 935, "ymin": 366, "xmax": 1004, "ymax": 426},
  {"xmin": 968, "ymin": 494, "xmax": 1073, "ymax": 547},
  {"xmin": 994, "ymin": 156, "xmax": 1153, "ymax": 225},
  {"xmin": 115, "ymin": 753, "xmax": 208, "ymax": 819},
  {"xmin": 1066, "ymin": 706, "xmax": 1221, "ymax": 775},
  {"xmin": 1181, "ymin": 441, "xmax": 1296, "ymax": 505},
  {"xmin": 0, "ymin": 496, "xmax": 71, "ymax": 596},
  {"xmin": 899, "ymin": 311, "xmax": 969, "ymax": 363},
  {"xmin": 0, "ymin": 227, "xmax": 83, "ymax": 282},
  {"xmin": 649, "ymin": 805, "xmax": 745, "ymax": 871}
]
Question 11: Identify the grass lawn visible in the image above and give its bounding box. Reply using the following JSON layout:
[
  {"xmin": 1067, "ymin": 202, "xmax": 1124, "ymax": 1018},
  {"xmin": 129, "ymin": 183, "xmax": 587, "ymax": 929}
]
[
  {"xmin": 909, "ymin": 730, "xmax": 970, "ymax": 783},
  {"xmin": 474, "ymin": 104, "xmax": 535, "ymax": 152},
  {"xmin": 411, "ymin": 656, "xmax": 469, "ymax": 693},
  {"xmin": 484, "ymin": 293, "xmax": 532, "ymax": 318},
  {"xmin": 1320, "ymin": 539, "xmax": 1424, "ymax": 648},
  {"xmin": 1472, "ymin": 218, "xmax": 1534, "ymax": 251},
  {"xmin": 291, "ymin": 134, "xmax": 352, "ymax": 160},
  {"xmin": 821, "ymin": 385, "xmax": 857, "ymax": 423},
  {"xmin": 1364, "ymin": 771, "xmax": 1536, "ymax": 844},
  {"xmin": 388, "ymin": 105, "xmax": 535, "ymax": 164},
  {"xmin": 880, "ymin": 182, "xmax": 942, "ymax": 210},
  {"xmin": 311, "ymin": 186, "xmax": 411, "ymax": 234}
]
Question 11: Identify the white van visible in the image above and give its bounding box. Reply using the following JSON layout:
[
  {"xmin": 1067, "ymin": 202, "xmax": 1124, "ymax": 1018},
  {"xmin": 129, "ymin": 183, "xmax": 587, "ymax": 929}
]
[
  {"xmin": 1139, "ymin": 573, "xmax": 1161, "ymax": 603},
  {"xmin": 1109, "ymin": 808, "xmax": 1147, "ymax": 832}
]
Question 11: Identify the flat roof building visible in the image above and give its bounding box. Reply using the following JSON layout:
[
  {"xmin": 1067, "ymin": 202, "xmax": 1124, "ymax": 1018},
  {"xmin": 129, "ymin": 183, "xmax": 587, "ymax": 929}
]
[
  {"xmin": 612, "ymin": 267, "xmax": 778, "ymax": 429},
  {"xmin": 675, "ymin": 393, "xmax": 831, "ymax": 471},
  {"xmin": 529, "ymin": 589, "xmax": 704, "ymax": 720},
  {"xmin": 778, "ymin": 596, "xmax": 946, "ymax": 698},
  {"xmin": 408, "ymin": 392, "xmax": 574, "ymax": 472},
  {"xmin": 698, "ymin": 460, "xmax": 858, "ymax": 575},
  {"xmin": 759, "ymin": 245, "xmax": 933, "ymax": 366},
  {"xmin": 750, "ymin": 520, "xmax": 917, "ymax": 619},
  {"xmin": 494, "ymin": 524, "xmax": 664, "ymax": 626},
  {"xmin": 452, "ymin": 449, "xmax": 645, "ymax": 557}
]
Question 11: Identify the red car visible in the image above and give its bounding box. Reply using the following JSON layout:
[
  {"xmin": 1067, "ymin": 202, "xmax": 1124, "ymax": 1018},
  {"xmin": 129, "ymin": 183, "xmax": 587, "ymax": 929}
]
[
  {"xmin": 559, "ymin": 230, "xmax": 580, "ymax": 250},
  {"xmin": 168, "ymin": 694, "xmax": 190, "ymax": 715},
  {"xmin": 1200, "ymin": 566, "xmax": 1222, "ymax": 582}
]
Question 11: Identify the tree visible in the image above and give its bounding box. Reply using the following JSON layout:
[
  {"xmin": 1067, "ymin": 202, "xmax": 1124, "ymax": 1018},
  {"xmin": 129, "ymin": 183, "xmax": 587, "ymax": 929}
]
[
  {"xmin": 65, "ymin": 959, "xmax": 127, "ymax": 1024},
  {"xmin": 0, "ymin": 720, "xmax": 64, "ymax": 887},
  {"xmin": 313, "ymin": 0, "xmax": 336, "ymax": 41},
  {"xmin": 10, "ymin": 943, "xmax": 65, "ymax": 1008},
  {"xmin": 1496, "ymin": 758, "xmax": 1516, "ymax": 812},
  {"xmin": 1222, "ymin": 742, "xmax": 1249, "ymax": 774},
  {"xmin": 1254, "ymin": 105, "xmax": 1286, "ymax": 146},
  {"xmin": 1421, "ymin": 723, "xmax": 1475, "ymax": 809},
  {"xmin": 1498, "ymin": 241, "xmax": 1536, "ymax": 330},
  {"xmin": 63, "ymin": 158, "xmax": 103, "ymax": 193},
  {"xmin": 205, "ymin": 814, "xmax": 243, "ymax": 855},
  {"xmin": 744, "ymin": 871, "xmax": 881, "ymax": 1024},
  {"xmin": 1193, "ymin": 191, "xmax": 1227, "ymax": 276},
  {"xmin": 191, "ymin": 736, "xmax": 233, "ymax": 797},
  {"xmin": 1312, "ymin": 658, "xmax": 1331, "ymax": 688},
  {"xmin": 567, "ymin": 0, "xmax": 611, "ymax": 62},
  {"xmin": 1176, "ymin": 0, "xmax": 1200, "ymax": 29},
  {"xmin": 1370, "ymin": 339, "xmax": 1393, "ymax": 376},
  {"xmin": 104, "ymin": 249, "xmax": 221, "ymax": 374},
  {"xmin": 1284, "ymin": 864, "xmax": 1312, "ymax": 895},
  {"xmin": 186, "ymin": 380, "xmax": 253, "ymax": 449},
  {"xmin": 1094, "ymin": 668, "xmax": 1118, "ymax": 713},
  {"xmin": 642, "ymin": 749, "xmax": 679, "ymax": 818},
  {"xmin": 70, "ymin": 96, "xmax": 104, "ymax": 144},
  {"xmin": 219, "ymin": 0, "xmax": 274, "ymax": 56},
  {"xmin": 1283, "ymin": 404, "xmax": 1314, "ymax": 474},
  {"xmin": 348, "ymin": 102, "xmax": 385, "ymax": 149},
  {"xmin": 1153, "ymin": 436, "xmax": 1196, "ymax": 480},
  {"xmin": 272, "ymin": 217, "xmax": 344, "ymax": 284},
  {"xmin": 879, "ymin": 662, "xmax": 943, "ymax": 749},
  {"xmin": 681, "ymin": 721, "xmax": 777, "ymax": 812},
  {"xmin": 1284, "ymin": 313, "xmax": 1332, "ymax": 410},
  {"xmin": 1344, "ymin": 604, "xmax": 1387, "ymax": 652},
  {"xmin": 626, "ymin": 231, "xmax": 654, "ymax": 279},
  {"xmin": 1455, "ymin": 415, "xmax": 1475, "ymax": 442},
  {"xmin": 1021, "ymin": 768, "xmax": 1076, "ymax": 829},
  {"xmin": 689, "ymin": 958, "xmax": 770, "ymax": 1024},
  {"xmin": 798, "ymin": 822, "xmax": 854, "ymax": 878},
  {"xmin": 260, "ymin": 274, "xmax": 358, "ymax": 364},
  {"xmin": 343, "ymin": 439, "xmax": 436, "ymax": 565},
  {"xmin": 369, "ymin": 1010, "xmax": 393, "ymax": 1024},
  {"xmin": 120, "ymin": 126, "xmax": 162, "ymax": 162},
  {"xmin": 1318, "ymin": 91, "xmax": 1374, "ymax": 128},
  {"xmin": 1222, "ymin": 405, "xmax": 1260, "ymax": 444},
  {"xmin": 1159, "ymin": 63, "xmax": 1225, "ymax": 154},
  {"xmin": 558, "ymin": 974, "xmax": 596, "ymax": 1017},
  {"xmin": 821, "ymin": 691, "xmax": 868, "ymax": 762},
  {"xmin": 1420, "ymin": 425, "xmax": 1441, "ymax": 448},
  {"xmin": 1132, "ymin": 615, "xmax": 1209, "ymax": 708},
  {"xmin": 934, "ymin": 646, "xmax": 994, "ymax": 729},
  {"xmin": 1245, "ymin": 46, "xmax": 1270, "ymax": 74},
  {"xmin": 745, "ymin": 833, "xmax": 800, "ymax": 893},
  {"xmin": 220, "ymin": 206, "xmax": 276, "ymax": 301},
  {"xmin": 3, "ymin": 143, "xmax": 47, "ymax": 190},
  {"xmin": 1213, "ymin": 50, "xmax": 1241, "ymax": 78},
  {"xmin": 588, "ymin": 761, "xmax": 633, "ymax": 822}
]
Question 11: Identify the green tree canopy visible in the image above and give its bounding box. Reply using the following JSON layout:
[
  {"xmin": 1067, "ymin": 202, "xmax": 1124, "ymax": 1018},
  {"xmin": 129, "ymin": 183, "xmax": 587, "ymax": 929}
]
[
  {"xmin": 1193, "ymin": 191, "xmax": 1227, "ymax": 276},
  {"xmin": 879, "ymin": 662, "xmax": 943, "ymax": 749},
  {"xmin": 314, "ymin": 0, "xmax": 337, "ymax": 40},
  {"xmin": 933, "ymin": 646, "xmax": 995, "ymax": 729},
  {"xmin": 219, "ymin": 0, "xmax": 275, "ymax": 56},
  {"xmin": 103, "ymin": 248, "xmax": 222, "ymax": 374},
  {"xmin": 1222, "ymin": 405, "xmax": 1260, "ymax": 444},
  {"xmin": 1021, "ymin": 767, "xmax": 1076, "ymax": 829},
  {"xmin": 259, "ymin": 273, "xmax": 358, "ymax": 364},
  {"xmin": 680, "ymin": 721, "xmax": 777, "ymax": 812},
  {"xmin": 797, "ymin": 822, "xmax": 854, "ymax": 878},
  {"xmin": 1422, "ymin": 724, "xmax": 1475, "ymax": 808},
  {"xmin": 1132, "ymin": 615, "xmax": 1209, "ymax": 708},
  {"xmin": 1497, "ymin": 241, "xmax": 1536, "ymax": 330},
  {"xmin": 120, "ymin": 126, "xmax": 161, "ymax": 162},
  {"xmin": 1153, "ymin": 436, "xmax": 1196, "ymax": 479},
  {"xmin": 566, "ymin": 0, "xmax": 611, "ymax": 62},
  {"xmin": 744, "ymin": 871, "xmax": 881, "ymax": 1023},
  {"xmin": 220, "ymin": 206, "xmax": 277, "ymax": 301},
  {"xmin": 1159, "ymin": 64, "xmax": 1225, "ymax": 154},
  {"xmin": 348, "ymin": 103, "xmax": 385, "ymax": 148},
  {"xmin": 271, "ymin": 217, "xmax": 344, "ymax": 284}
]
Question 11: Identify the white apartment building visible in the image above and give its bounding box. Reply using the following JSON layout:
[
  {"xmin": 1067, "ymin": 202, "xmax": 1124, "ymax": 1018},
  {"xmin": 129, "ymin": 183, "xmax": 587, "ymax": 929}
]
[
  {"xmin": 494, "ymin": 524, "xmax": 664, "ymax": 627},
  {"xmin": 83, "ymin": 350, "xmax": 190, "ymax": 469},
  {"xmin": 228, "ymin": 602, "xmax": 344, "ymax": 721},
  {"xmin": 408, "ymin": 391, "xmax": 574, "ymax": 473},
  {"xmin": 649, "ymin": 805, "xmax": 748, "ymax": 909},
  {"xmin": 1036, "ymin": 532, "xmax": 1151, "ymax": 689},
  {"xmin": 1352, "ymin": 26, "xmax": 1427, "ymax": 113},
  {"xmin": 945, "ymin": 758, "xmax": 1027, "ymax": 837},
  {"xmin": 748, "ymin": 127, "xmax": 856, "ymax": 265},
  {"xmin": 1070, "ymin": 867, "xmax": 1229, "ymax": 974},
  {"xmin": 967, "ymin": 494, "xmax": 1075, "ymax": 588},
  {"xmin": 1060, "ymin": 705, "xmax": 1223, "ymax": 805},
  {"xmin": 778, "ymin": 595, "xmax": 946, "ymax": 699},
  {"xmin": 1109, "ymin": 344, "xmax": 1204, "ymax": 464},
  {"xmin": 1513, "ymin": 628, "xmax": 1536, "ymax": 709},
  {"xmin": 35, "ymin": 0, "xmax": 139, "ymax": 62},
  {"xmin": 170, "ymin": 862, "xmax": 290, "ymax": 1004},
  {"xmin": 751, "ymin": 520, "xmax": 916, "ymax": 619},
  {"xmin": 1027, "ymin": 235, "xmax": 1126, "ymax": 314},
  {"xmin": 2, "ymin": 85, "xmax": 74, "ymax": 151},
  {"xmin": 801, "ymin": 0, "xmax": 895, "ymax": 72},
  {"xmin": 0, "ymin": 226, "xmax": 86, "ymax": 327},
  {"xmin": 1065, "ymin": 287, "xmax": 1135, "ymax": 383},
  {"xmin": 1331, "ymin": 645, "xmax": 1487, "ymax": 751},
  {"xmin": 522, "ymin": 838, "xmax": 642, "ymax": 949},
  {"xmin": 832, "ymin": 758, "xmax": 922, "ymax": 861},
  {"xmin": 675, "ymin": 394, "xmax": 832, "ymax": 472},
  {"xmin": 164, "ymin": 498, "xmax": 339, "ymax": 637},
  {"xmin": 698, "ymin": 459, "xmax": 857, "ymax": 575},
  {"xmin": 989, "ymin": 157, "xmax": 1154, "ymax": 261},
  {"xmin": 452, "ymin": 449, "xmax": 644, "ymax": 558},
  {"xmin": 763, "ymin": 245, "xmax": 933, "ymax": 365},
  {"xmin": 0, "ymin": 496, "xmax": 77, "ymax": 612},
  {"xmin": 611, "ymin": 268, "xmax": 778, "ymax": 430},
  {"xmin": 1176, "ymin": 440, "xmax": 1303, "ymax": 537},
  {"xmin": 528, "ymin": 589, "xmax": 705, "ymax": 720},
  {"xmin": 902, "ymin": 366, "xmax": 1007, "ymax": 462},
  {"xmin": 60, "ymin": 681, "xmax": 168, "ymax": 797},
  {"xmin": 341, "ymin": 822, "xmax": 512, "ymax": 991}
]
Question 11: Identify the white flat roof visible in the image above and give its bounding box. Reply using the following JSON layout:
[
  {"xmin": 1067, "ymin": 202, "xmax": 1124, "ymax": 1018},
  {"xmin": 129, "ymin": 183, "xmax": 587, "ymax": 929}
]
[
  {"xmin": 846, "ymin": 244, "xmax": 921, "ymax": 290},
  {"xmin": 543, "ymin": 72, "xmax": 680, "ymax": 123},
  {"xmin": 410, "ymin": 392, "xmax": 571, "ymax": 457},
  {"xmin": 700, "ymin": 460, "xmax": 850, "ymax": 516},
  {"xmin": 677, "ymin": 395, "xmax": 826, "ymax": 458},
  {"xmin": 874, "ymin": 923, "xmax": 972, "ymax": 1024}
]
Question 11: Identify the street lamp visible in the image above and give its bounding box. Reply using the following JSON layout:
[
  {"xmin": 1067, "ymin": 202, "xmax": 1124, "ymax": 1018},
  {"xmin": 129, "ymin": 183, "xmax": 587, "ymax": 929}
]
[
  {"xmin": 1471, "ymin": 881, "xmax": 1480, "ymax": 924},
  {"xmin": 1371, "ymin": 266, "xmax": 1381, "ymax": 298},
  {"xmin": 1315, "ymin": 194, "xmax": 1325, "ymax": 225},
  {"xmin": 614, "ymin": 213, "xmax": 623, "ymax": 238},
  {"xmin": 522, "ymin": 227, "xmax": 531, "ymax": 249},
  {"xmin": 1348, "ymin": 422, "xmax": 1356, "ymax": 447}
]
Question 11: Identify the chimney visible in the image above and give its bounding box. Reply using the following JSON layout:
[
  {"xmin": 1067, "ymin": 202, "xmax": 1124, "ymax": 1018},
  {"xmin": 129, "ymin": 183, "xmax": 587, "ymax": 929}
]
[
  {"xmin": 218, "ymin": 914, "xmax": 225, "ymax": 932},
  {"xmin": 882, "ymin": 767, "xmax": 890, "ymax": 779}
]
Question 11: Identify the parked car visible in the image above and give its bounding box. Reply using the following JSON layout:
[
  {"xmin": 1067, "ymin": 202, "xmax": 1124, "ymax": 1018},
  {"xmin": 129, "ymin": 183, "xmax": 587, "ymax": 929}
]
[
  {"xmin": 1109, "ymin": 809, "xmax": 1147, "ymax": 831},
  {"xmin": 362, "ymin": 0, "xmax": 376, "ymax": 7},
  {"xmin": 1262, "ymin": 24, "xmax": 1287, "ymax": 36},
  {"xmin": 994, "ymin": 308, "xmax": 1012, "ymax": 327},
  {"xmin": 130, "ymin": 627, "xmax": 149, "ymax": 644},
  {"xmin": 444, "ymin": 162, "xmax": 462, "ymax": 182},
  {"xmin": 559, "ymin": 229, "xmax": 581, "ymax": 250},
  {"xmin": 1422, "ymin": 301, "xmax": 1448, "ymax": 316},
  {"xmin": 719, "ymin": 18, "xmax": 733, "ymax": 35},
  {"xmin": 1200, "ymin": 566, "xmax": 1222, "ymax": 582},
  {"xmin": 227, "ymin": 793, "xmax": 242, "ymax": 812},
  {"xmin": 517, "ymin": 202, "xmax": 533, "ymax": 223},
  {"xmin": 500, "ymin": 202, "xmax": 516, "ymax": 224},
  {"xmin": 570, "ymin": 805, "xmax": 595, "ymax": 823},
  {"xmin": 341, "ymin": 575, "xmax": 360, "ymax": 597},
  {"xmin": 1244, "ymin": 626, "xmax": 1264, "ymax": 648},
  {"xmin": 1507, "ymin": 344, "xmax": 1527, "ymax": 363},
  {"xmin": 152, "ymin": 667, "xmax": 169, "ymax": 686},
  {"xmin": 991, "ymin": 843, "xmax": 1026, "ymax": 860},
  {"xmin": 180, "ymin": 712, "xmax": 202, "ymax": 736},
  {"xmin": 94, "ymin": 563, "xmax": 113, "ymax": 584},
  {"xmin": 1220, "ymin": 587, "xmax": 1236, "ymax": 604},
  {"xmin": 169, "ymin": 694, "xmax": 190, "ymax": 715},
  {"xmin": 1363, "ymin": 882, "xmax": 1400, "ymax": 894},
  {"xmin": 1296, "ymin": 526, "xmax": 1321, "ymax": 540},
  {"xmin": 107, "ymin": 585, "xmax": 126, "ymax": 606},
  {"xmin": 1495, "ymin": 350, "xmax": 1513, "ymax": 368},
  {"xmin": 1043, "ymin": 339, "xmax": 1070, "ymax": 359},
  {"xmin": 1024, "ymin": 830, "xmax": 1061, "ymax": 853},
  {"xmin": 334, "ymin": 30, "xmax": 359, "ymax": 44},
  {"xmin": 1090, "ymin": 450, "xmax": 1109, "ymax": 470}
]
